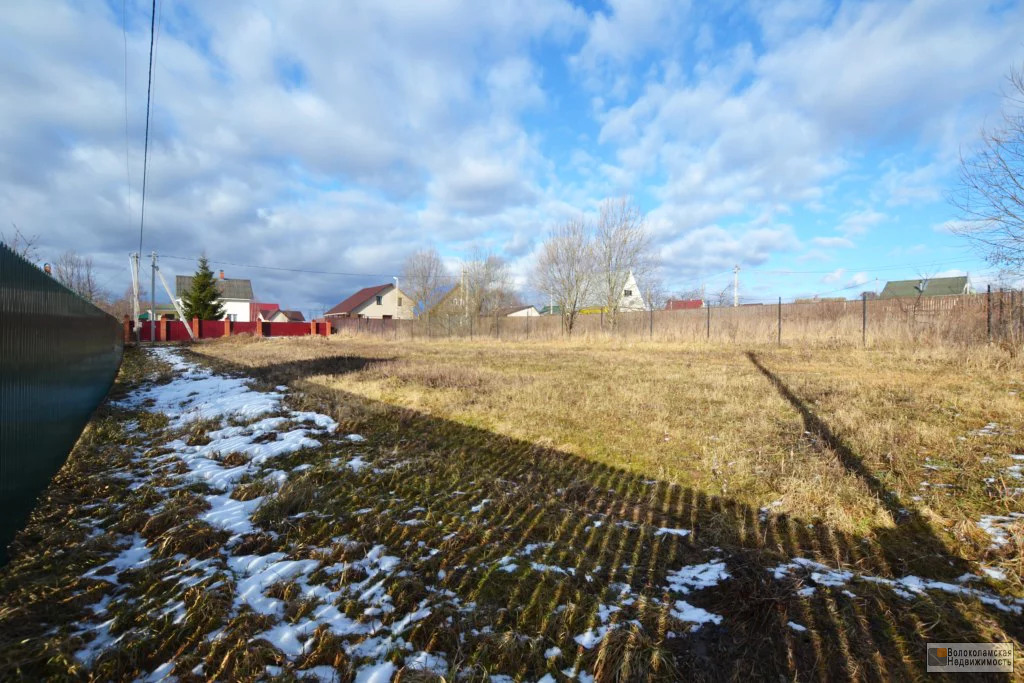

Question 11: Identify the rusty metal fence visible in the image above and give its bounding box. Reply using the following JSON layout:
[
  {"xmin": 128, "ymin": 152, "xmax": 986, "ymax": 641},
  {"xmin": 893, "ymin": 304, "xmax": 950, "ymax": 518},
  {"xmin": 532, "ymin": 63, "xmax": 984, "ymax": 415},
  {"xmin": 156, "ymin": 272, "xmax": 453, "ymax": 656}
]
[{"xmin": 0, "ymin": 243, "xmax": 123, "ymax": 564}]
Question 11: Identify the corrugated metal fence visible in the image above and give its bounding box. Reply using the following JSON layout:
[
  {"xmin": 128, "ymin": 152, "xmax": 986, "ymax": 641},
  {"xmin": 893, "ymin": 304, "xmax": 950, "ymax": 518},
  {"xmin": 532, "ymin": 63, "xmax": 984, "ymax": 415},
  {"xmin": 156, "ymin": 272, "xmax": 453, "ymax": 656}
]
[{"xmin": 0, "ymin": 243, "xmax": 123, "ymax": 564}]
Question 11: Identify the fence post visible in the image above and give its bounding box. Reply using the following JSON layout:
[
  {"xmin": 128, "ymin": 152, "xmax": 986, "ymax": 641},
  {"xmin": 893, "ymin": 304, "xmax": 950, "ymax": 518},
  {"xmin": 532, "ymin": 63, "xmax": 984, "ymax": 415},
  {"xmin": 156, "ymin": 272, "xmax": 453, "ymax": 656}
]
[
  {"xmin": 987, "ymin": 285, "xmax": 992, "ymax": 342},
  {"xmin": 862, "ymin": 293, "xmax": 867, "ymax": 347},
  {"xmin": 495, "ymin": 312, "xmax": 499, "ymax": 340},
  {"xmin": 999, "ymin": 288, "xmax": 1004, "ymax": 338},
  {"xmin": 706, "ymin": 304, "xmax": 710, "ymax": 340},
  {"xmin": 649, "ymin": 306, "xmax": 653, "ymax": 339},
  {"xmin": 192, "ymin": 317, "xmax": 200, "ymax": 339},
  {"xmin": 526, "ymin": 313, "xmax": 530, "ymax": 340},
  {"xmin": 224, "ymin": 318, "xmax": 231, "ymax": 337},
  {"xmin": 469, "ymin": 315, "xmax": 473, "ymax": 340},
  {"xmin": 777, "ymin": 297, "xmax": 782, "ymax": 346},
  {"xmin": 123, "ymin": 315, "xmax": 132, "ymax": 344}
]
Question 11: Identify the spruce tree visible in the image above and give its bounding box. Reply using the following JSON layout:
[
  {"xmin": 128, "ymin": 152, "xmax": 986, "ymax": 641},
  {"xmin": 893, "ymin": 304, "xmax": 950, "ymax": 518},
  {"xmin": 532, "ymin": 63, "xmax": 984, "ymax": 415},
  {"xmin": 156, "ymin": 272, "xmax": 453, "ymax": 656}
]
[{"xmin": 181, "ymin": 256, "xmax": 226, "ymax": 320}]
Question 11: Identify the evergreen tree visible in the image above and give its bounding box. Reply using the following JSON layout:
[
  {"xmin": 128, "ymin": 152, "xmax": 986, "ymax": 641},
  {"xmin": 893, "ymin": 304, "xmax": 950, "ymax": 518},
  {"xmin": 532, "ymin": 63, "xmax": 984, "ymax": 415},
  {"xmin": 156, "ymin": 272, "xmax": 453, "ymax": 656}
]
[{"xmin": 181, "ymin": 256, "xmax": 226, "ymax": 320}]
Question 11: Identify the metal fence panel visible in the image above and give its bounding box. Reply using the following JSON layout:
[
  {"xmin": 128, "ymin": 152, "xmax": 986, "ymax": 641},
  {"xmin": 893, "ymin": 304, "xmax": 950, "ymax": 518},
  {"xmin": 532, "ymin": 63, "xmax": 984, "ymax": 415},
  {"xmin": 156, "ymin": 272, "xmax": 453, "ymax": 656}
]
[{"xmin": 0, "ymin": 243, "xmax": 123, "ymax": 564}]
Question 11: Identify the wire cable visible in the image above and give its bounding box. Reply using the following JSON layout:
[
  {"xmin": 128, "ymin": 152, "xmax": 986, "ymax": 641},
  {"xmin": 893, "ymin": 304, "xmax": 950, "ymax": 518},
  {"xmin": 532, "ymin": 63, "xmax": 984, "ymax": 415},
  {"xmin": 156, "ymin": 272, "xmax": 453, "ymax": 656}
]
[
  {"xmin": 137, "ymin": 0, "xmax": 157, "ymax": 257},
  {"xmin": 121, "ymin": 0, "xmax": 132, "ymax": 240}
]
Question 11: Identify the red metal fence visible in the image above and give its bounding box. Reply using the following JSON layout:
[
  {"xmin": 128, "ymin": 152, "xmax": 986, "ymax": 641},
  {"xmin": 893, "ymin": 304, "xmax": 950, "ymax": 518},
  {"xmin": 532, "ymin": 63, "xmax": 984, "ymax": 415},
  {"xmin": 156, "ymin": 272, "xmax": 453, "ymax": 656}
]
[{"xmin": 129, "ymin": 318, "xmax": 329, "ymax": 342}]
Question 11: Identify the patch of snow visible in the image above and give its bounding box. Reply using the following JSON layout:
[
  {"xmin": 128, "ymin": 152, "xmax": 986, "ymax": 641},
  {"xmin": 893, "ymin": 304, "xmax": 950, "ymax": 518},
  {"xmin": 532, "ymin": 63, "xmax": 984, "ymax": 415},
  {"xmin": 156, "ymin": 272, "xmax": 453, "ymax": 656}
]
[
  {"xmin": 354, "ymin": 660, "xmax": 395, "ymax": 683},
  {"xmin": 654, "ymin": 527, "xmax": 690, "ymax": 538},
  {"xmin": 665, "ymin": 561, "xmax": 730, "ymax": 594},
  {"xmin": 788, "ymin": 621, "xmax": 807, "ymax": 632}
]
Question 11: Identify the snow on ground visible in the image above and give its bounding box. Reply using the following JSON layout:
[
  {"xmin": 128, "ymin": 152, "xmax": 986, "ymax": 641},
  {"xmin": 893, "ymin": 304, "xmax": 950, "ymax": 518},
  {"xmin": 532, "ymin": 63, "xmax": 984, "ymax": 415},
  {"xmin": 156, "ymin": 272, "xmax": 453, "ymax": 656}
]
[
  {"xmin": 771, "ymin": 557, "xmax": 1024, "ymax": 614},
  {"xmin": 83, "ymin": 348, "xmax": 464, "ymax": 679},
  {"xmin": 53, "ymin": 348, "xmax": 1024, "ymax": 680}
]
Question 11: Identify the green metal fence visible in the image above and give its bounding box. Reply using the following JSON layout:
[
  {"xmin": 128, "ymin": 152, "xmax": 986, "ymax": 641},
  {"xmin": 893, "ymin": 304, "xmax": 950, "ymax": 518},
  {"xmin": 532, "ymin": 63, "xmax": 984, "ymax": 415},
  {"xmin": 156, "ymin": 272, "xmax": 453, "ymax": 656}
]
[{"xmin": 0, "ymin": 243, "xmax": 124, "ymax": 564}]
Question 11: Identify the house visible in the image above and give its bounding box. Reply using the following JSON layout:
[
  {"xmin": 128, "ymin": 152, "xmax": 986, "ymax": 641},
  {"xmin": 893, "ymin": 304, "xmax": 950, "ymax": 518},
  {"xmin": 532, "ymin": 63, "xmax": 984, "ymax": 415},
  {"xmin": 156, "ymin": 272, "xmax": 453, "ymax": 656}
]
[
  {"xmin": 879, "ymin": 276, "xmax": 971, "ymax": 300},
  {"xmin": 140, "ymin": 303, "xmax": 181, "ymax": 320},
  {"xmin": 493, "ymin": 305, "xmax": 540, "ymax": 317},
  {"xmin": 175, "ymin": 272, "xmax": 255, "ymax": 321},
  {"xmin": 252, "ymin": 304, "xmax": 307, "ymax": 322},
  {"xmin": 580, "ymin": 270, "xmax": 646, "ymax": 313},
  {"xmin": 251, "ymin": 302, "xmax": 281, "ymax": 322},
  {"xmin": 666, "ymin": 299, "xmax": 703, "ymax": 310},
  {"xmin": 325, "ymin": 283, "xmax": 413, "ymax": 320}
]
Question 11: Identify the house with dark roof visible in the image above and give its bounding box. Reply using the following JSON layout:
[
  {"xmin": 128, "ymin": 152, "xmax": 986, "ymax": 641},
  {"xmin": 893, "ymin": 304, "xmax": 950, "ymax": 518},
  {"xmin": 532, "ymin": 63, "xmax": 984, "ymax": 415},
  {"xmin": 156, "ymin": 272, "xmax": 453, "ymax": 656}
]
[
  {"xmin": 879, "ymin": 276, "xmax": 971, "ymax": 300},
  {"xmin": 493, "ymin": 305, "xmax": 540, "ymax": 317},
  {"xmin": 325, "ymin": 283, "xmax": 413, "ymax": 320},
  {"xmin": 175, "ymin": 272, "xmax": 255, "ymax": 321}
]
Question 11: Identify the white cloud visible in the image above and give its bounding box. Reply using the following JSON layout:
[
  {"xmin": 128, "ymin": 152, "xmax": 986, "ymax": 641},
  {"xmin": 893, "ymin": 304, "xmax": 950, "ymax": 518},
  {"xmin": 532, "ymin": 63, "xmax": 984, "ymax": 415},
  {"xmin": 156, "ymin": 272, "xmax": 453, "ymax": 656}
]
[
  {"xmin": 836, "ymin": 209, "xmax": 886, "ymax": 236},
  {"xmin": 822, "ymin": 268, "xmax": 845, "ymax": 284},
  {"xmin": 812, "ymin": 236, "xmax": 855, "ymax": 249}
]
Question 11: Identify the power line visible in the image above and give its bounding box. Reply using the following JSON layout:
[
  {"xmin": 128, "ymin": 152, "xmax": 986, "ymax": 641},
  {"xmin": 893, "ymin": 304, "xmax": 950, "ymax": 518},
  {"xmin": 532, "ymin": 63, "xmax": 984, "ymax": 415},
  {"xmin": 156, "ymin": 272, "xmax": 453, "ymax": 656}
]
[
  {"xmin": 121, "ymin": 0, "xmax": 132, "ymax": 238},
  {"xmin": 137, "ymin": 0, "xmax": 157, "ymax": 257}
]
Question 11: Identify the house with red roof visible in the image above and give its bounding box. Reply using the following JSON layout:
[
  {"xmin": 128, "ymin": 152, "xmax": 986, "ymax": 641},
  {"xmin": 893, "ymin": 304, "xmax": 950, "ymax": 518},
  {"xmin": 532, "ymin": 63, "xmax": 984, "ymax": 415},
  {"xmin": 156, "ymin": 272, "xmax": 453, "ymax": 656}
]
[
  {"xmin": 324, "ymin": 283, "xmax": 413, "ymax": 321},
  {"xmin": 665, "ymin": 298, "xmax": 703, "ymax": 310}
]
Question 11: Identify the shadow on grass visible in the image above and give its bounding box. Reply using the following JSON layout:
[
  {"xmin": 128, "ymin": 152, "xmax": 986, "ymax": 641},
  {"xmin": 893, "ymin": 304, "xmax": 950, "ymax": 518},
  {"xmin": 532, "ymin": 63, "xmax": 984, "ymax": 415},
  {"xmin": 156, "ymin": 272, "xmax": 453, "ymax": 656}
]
[
  {"xmin": 746, "ymin": 350, "xmax": 977, "ymax": 580},
  {"xmin": 115, "ymin": 351, "xmax": 1024, "ymax": 678}
]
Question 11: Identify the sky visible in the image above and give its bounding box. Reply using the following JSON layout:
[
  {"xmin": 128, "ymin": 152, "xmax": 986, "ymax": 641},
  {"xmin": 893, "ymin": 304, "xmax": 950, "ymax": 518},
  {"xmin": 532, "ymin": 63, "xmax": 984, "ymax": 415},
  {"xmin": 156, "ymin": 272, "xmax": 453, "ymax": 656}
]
[{"xmin": 2, "ymin": 0, "xmax": 1024, "ymax": 314}]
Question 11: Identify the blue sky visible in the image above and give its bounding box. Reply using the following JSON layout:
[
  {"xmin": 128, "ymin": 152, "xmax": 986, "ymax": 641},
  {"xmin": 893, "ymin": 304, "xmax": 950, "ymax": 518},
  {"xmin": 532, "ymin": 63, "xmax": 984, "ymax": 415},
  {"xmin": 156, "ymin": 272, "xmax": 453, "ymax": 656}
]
[{"xmin": 2, "ymin": 0, "xmax": 1023, "ymax": 313}]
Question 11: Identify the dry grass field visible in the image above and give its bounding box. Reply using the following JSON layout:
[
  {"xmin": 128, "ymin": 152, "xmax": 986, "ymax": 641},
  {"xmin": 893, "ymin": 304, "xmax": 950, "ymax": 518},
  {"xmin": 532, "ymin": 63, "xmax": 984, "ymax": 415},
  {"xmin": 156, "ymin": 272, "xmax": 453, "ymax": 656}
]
[{"xmin": 1, "ymin": 335, "xmax": 1022, "ymax": 681}]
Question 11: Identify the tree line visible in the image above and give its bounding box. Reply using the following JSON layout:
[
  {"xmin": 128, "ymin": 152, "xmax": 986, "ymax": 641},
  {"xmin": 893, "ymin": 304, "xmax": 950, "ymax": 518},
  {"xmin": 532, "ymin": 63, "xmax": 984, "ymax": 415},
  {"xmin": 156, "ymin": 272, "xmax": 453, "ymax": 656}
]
[{"xmin": 401, "ymin": 198, "xmax": 657, "ymax": 335}]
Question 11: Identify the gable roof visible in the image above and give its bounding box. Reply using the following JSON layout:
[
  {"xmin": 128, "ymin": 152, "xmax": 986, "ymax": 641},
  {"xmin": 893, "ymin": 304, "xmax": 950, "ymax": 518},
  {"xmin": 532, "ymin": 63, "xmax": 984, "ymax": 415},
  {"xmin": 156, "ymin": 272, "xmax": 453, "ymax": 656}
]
[
  {"xmin": 493, "ymin": 305, "xmax": 536, "ymax": 317},
  {"xmin": 666, "ymin": 299, "xmax": 703, "ymax": 310},
  {"xmin": 879, "ymin": 276, "xmax": 968, "ymax": 299},
  {"xmin": 281, "ymin": 310, "xmax": 305, "ymax": 322},
  {"xmin": 175, "ymin": 275, "xmax": 254, "ymax": 300},
  {"xmin": 325, "ymin": 284, "xmax": 393, "ymax": 316}
]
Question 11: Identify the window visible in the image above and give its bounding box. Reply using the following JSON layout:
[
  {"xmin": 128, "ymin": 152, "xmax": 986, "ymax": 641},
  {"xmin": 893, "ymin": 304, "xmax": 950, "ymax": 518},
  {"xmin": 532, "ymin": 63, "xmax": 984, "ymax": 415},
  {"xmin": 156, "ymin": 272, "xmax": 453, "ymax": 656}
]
[
  {"xmin": 376, "ymin": 295, "xmax": 383, "ymax": 305},
  {"xmin": 624, "ymin": 289, "xmax": 632, "ymax": 296},
  {"xmin": 398, "ymin": 297, "xmax": 403, "ymax": 306}
]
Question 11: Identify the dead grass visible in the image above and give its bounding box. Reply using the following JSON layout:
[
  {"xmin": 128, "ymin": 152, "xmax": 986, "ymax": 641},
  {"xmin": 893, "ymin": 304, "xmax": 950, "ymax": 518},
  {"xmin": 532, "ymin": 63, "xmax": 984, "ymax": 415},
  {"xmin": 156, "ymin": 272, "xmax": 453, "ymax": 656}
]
[
  {"xmin": 195, "ymin": 336, "xmax": 1024, "ymax": 550},
  {"xmin": 2, "ymin": 338, "xmax": 1022, "ymax": 681}
]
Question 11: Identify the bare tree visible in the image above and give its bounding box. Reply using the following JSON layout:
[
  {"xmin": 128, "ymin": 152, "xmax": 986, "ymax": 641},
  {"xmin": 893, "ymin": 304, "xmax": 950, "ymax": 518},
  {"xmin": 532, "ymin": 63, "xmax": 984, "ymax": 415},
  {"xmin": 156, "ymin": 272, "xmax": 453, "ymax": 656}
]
[
  {"xmin": 594, "ymin": 198, "xmax": 653, "ymax": 327},
  {"xmin": 535, "ymin": 218, "xmax": 594, "ymax": 335},
  {"xmin": 53, "ymin": 250, "xmax": 102, "ymax": 303},
  {"xmin": 1, "ymin": 223, "xmax": 40, "ymax": 262},
  {"xmin": 953, "ymin": 63, "xmax": 1024, "ymax": 271},
  {"xmin": 463, "ymin": 250, "xmax": 518, "ymax": 316},
  {"xmin": 401, "ymin": 248, "xmax": 450, "ymax": 318}
]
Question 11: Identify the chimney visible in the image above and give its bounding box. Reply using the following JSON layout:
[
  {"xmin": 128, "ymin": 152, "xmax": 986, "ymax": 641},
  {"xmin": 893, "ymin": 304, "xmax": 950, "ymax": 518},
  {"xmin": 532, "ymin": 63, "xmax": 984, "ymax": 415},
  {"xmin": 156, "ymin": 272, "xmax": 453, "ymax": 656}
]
[{"xmin": 219, "ymin": 270, "xmax": 225, "ymax": 280}]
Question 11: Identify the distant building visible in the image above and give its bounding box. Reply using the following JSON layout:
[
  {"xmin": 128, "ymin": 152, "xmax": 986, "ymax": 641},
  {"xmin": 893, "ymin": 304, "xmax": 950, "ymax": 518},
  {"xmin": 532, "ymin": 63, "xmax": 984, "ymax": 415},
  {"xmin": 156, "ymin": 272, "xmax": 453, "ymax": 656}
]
[
  {"xmin": 665, "ymin": 298, "xmax": 703, "ymax": 310},
  {"xmin": 539, "ymin": 305, "xmax": 561, "ymax": 316},
  {"xmin": 175, "ymin": 272, "xmax": 255, "ymax": 321},
  {"xmin": 493, "ymin": 305, "xmax": 540, "ymax": 317},
  {"xmin": 325, "ymin": 283, "xmax": 413, "ymax": 320},
  {"xmin": 879, "ymin": 276, "xmax": 971, "ymax": 300}
]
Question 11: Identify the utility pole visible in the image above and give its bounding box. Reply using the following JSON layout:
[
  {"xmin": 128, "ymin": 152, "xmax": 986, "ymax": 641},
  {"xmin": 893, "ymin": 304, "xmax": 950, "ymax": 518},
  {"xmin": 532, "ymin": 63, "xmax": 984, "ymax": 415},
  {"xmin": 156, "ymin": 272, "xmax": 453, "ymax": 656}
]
[
  {"xmin": 129, "ymin": 252, "xmax": 141, "ymax": 332},
  {"xmin": 150, "ymin": 251, "xmax": 157, "ymax": 345},
  {"xmin": 733, "ymin": 265, "xmax": 740, "ymax": 307}
]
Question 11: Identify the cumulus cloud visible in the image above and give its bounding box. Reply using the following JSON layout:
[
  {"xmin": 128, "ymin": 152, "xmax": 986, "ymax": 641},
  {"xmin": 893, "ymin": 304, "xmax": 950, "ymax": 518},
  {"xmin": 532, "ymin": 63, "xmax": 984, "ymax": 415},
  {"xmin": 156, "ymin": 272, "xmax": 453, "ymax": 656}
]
[{"xmin": 1, "ymin": 0, "xmax": 1021, "ymax": 312}]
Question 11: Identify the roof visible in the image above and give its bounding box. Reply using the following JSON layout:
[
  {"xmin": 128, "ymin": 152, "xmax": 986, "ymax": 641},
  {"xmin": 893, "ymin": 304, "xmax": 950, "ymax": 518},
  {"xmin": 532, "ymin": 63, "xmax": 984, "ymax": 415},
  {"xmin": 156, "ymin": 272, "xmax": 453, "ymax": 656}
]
[
  {"xmin": 879, "ymin": 276, "xmax": 969, "ymax": 299},
  {"xmin": 666, "ymin": 299, "xmax": 703, "ymax": 310},
  {"xmin": 493, "ymin": 305, "xmax": 536, "ymax": 316},
  {"xmin": 281, "ymin": 310, "xmax": 305, "ymax": 322},
  {"xmin": 325, "ymin": 284, "xmax": 393, "ymax": 316},
  {"xmin": 539, "ymin": 305, "xmax": 562, "ymax": 315},
  {"xmin": 175, "ymin": 275, "xmax": 254, "ymax": 300}
]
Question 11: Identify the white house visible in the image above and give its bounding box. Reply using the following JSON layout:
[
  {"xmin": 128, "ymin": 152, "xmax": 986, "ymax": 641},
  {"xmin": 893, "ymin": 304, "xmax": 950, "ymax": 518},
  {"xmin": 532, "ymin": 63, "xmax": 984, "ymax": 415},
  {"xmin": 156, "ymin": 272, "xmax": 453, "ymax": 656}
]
[
  {"xmin": 175, "ymin": 272, "xmax": 255, "ymax": 322},
  {"xmin": 494, "ymin": 305, "xmax": 541, "ymax": 317},
  {"xmin": 581, "ymin": 270, "xmax": 646, "ymax": 312},
  {"xmin": 324, "ymin": 283, "xmax": 413, "ymax": 320}
]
